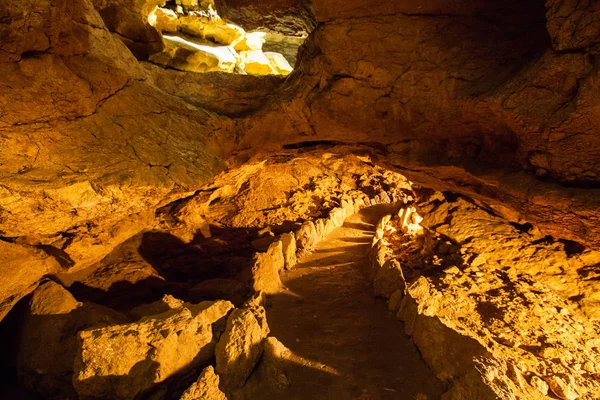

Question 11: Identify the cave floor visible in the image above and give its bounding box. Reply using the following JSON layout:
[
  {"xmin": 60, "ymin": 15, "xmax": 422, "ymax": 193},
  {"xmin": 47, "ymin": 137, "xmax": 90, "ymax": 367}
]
[{"xmin": 265, "ymin": 205, "xmax": 446, "ymax": 400}]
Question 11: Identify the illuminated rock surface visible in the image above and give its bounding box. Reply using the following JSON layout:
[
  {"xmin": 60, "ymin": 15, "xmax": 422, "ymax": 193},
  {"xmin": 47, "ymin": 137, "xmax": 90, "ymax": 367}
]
[{"xmin": 1, "ymin": 0, "xmax": 600, "ymax": 398}]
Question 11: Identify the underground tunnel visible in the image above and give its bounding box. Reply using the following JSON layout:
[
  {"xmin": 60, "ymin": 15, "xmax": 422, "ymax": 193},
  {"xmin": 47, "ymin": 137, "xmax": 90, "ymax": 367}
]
[{"xmin": 0, "ymin": 0, "xmax": 600, "ymax": 399}]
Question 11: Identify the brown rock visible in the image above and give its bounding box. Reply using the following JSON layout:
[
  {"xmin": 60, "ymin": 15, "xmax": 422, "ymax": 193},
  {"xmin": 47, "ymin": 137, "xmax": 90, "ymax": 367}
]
[
  {"xmin": 374, "ymin": 259, "xmax": 405, "ymax": 299},
  {"xmin": 250, "ymin": 244, "xmax": 283, "ymax": 294},
  {"xmin": 150, "ymin": 7, "xmax": 180, "ymax": 33},
  {"xmin": 0, "ymin": 242, "xmax": 62, "ymax": 321},
  {"xmin": 546, "ymin": 375, "xmax": 579, "ymax": 400},
  {"xmin": 215, "ymin": 308, "xmax": 268, "ymax": 391},
  {"xmin": 295, "ymin": 221, "xmax": 318, "ymax": 252},
  {"xmin": 280, "ymin": 232, "xmax": 297, "ymax": 270},
  {"xmin": 180, "ymin": 366, "xmax": 227, "ymax": 400},
  {"xmin": 18, "ymin": 281, "xmax": 128, "ymax": 397},
  {"xmin": 73, "ymin": 300, "xmax": 233, "ymax": 399}
]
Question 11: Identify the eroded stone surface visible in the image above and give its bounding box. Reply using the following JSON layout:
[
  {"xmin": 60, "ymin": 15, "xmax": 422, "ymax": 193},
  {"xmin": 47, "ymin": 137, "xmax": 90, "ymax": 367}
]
[
  {"xmin": 376, "ymin": 190, "xmax": 600, "ymax": 399},
  {"xmin": 215, "ymin": 307, "xmax": 268, "ymax": 391},
  {"xmin": 180, "ymin": 365, "xmax": 227, "ymax": 400},
  {"xmin": 73, "ymin": 300, "xmax": 233, "ymax": 399}
]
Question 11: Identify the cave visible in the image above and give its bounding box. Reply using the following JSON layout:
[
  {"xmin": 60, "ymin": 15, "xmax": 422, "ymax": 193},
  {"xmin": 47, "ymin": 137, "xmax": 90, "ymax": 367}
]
[{"xmin": 1, "ymin": 0, "xmax": 599, "ymax": 399}]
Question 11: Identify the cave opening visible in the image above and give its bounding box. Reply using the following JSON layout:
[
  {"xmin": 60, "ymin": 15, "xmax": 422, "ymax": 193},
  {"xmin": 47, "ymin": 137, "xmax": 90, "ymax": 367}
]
[{"xmin": 144, "ymin": 0, "xmax": 311, "ymax": 76}]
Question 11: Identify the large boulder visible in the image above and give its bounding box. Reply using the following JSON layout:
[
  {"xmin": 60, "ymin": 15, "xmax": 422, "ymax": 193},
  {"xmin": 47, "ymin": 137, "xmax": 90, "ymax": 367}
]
[
  {"xmin": 215, "ymin": 307, "xmax": 269, "ymax": 391},
  {"xmin": 180, "ymin": 14, "xmax": 245, "ymax": 45},
  {"xmin": 17, "ymin": 281, "xmax": 128, "ymax": 398},
  {"xmin": 73, "ymin": 300, "xmax": 234, "ymax": 399},
  {"xmin": 239, "ymin": 50, "xmax": 276, "ymax": 75},
  {"xmin": 151, "ymin": 35, "xmax": 237, "ymax": 73}
]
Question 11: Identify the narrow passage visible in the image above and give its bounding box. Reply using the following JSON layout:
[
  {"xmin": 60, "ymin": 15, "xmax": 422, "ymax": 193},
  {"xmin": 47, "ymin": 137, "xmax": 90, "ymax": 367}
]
[{"xmin": 265, "ymin": 205, "xmax": 446, "ymax": 399}]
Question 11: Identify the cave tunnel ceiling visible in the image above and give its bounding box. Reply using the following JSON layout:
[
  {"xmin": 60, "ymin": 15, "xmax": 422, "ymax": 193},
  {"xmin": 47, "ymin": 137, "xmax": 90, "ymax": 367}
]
[{"xmin": 0, "ymin": 0, "xmax": 600, "ymax": 398}]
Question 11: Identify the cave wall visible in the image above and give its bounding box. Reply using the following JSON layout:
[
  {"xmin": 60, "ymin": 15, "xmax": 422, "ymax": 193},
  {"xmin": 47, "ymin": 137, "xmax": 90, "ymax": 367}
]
[
  {"xmin": 0, "ymin": 0, "xmax": 232, "ymax": 319},
  {"xmin": 233, "ymin": 0, "xmax": 600, "ymax": 247}
]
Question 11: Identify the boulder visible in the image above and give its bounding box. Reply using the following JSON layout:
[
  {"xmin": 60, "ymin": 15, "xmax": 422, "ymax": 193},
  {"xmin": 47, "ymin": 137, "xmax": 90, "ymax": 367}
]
[
  {"xmin": 374, "ymin": 259, "xmax": 405, "ymax": 298},
  {"xmin": 0, "ymin": 242, "xmax": 62, "ymax": 321},
  {"xmin": 180, "ymin": 14, "xmax": 245, "ymax": 45},
  {"xmin": 150, "ymin": 7, "xmax": 180, "ymax": 33},
  {"xmin": 234, "ymin": 32, "xmax": 266, "ymax": 52},
  {"xmin": 280, "ymin": 232, "xmax": 297, "ymax": 270},
  {"xmin": 180, "ymin": 366, "xmax": 227, "ymax": 400},
  {"xmin": 240, "ymin": 50, "xmax": 276, "ymax": 75},
  {"xmin": 232, "ymin": 336, "xmax": 291, "ymax": 399},
  {"xmin": 295, "ymin": 221, "xmax": 318, "ymax": 252},
  {"xmin": 216, "ymin": 308, "xmax": 268, "ymax": 391},
  {"xmin": 18, "ymin": 281, "xmax": 128, "ymax": 397},
  {"xmin": 249, "ymin": 241, "xmax": 284, "ymax": 294},
  {"xmin": 329, "ymin": 207, "xmax": 346, "ymax": 228},
  {"xmin": 151, "ymin": 36, "xmax": 238, "ymax": 73},
  {"xmin": 73, "ymin": 300, "xmax": 233, "ymax": 399}
]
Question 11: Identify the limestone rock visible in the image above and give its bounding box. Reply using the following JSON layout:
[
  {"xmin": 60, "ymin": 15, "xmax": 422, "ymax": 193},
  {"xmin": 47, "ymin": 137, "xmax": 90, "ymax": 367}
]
[
  {"xmin": 73, "ymin": 300, "xmax": 233, "ymax": 399},
  {"xmin": 234, "ymin": 32, "xmax": 266, "ymax": 52},
  {"xmin": 233, "ymin": 336, "xmax": 291, "ymax": 399},
  {"xmin": 546, "ymin": 375, "xmax": 579, "ymax": 400},
  {"xmin": 144, "ymin": 62, "xmax": 283, "ymax": 116},
  {"xmin": 240, "ymin": 50, "xmax": 276, "ymax": 75},
  {"xmin": 280, "ymin": 232, "xmax": 297, "ymax": 270},
  {"xmin": 150, "ymin": 7, "xmax": 180, "ymax": 33},
  {"xmin": 180, "ymin": 366, "xmax": 227, "ymax": 400},
  {"xmin": 216, "ymin": 308, "xmax": 268, "ymax": 391},
  {"xmin": 18, "ymin": 281, "xmax": 128, "ymax": 397},
  {"xmin": 295, "ymin": 221, "xmax": 318, "ymax": 252},
  {"xmin": 264, "ymin": 52, "xmax": 293, "ymax": 76},
  {"xmin": 530, "ymin": 375, "xmax": 549, "ymax": 396},
  {"xmin": 249, "ymin": 242, "xmax": 283, "ymax": 294},
  {"xmin": 180, "ymin": 14, "xmax": 245, "ymax": 45},
  {"xmin": 152, "ymin": 36, "xmax": 237, "ymax": 73},
  {"xmin": 92, "ymin": 0, "xmax": 166, "ymax": 59},
  {"xmin": 128, "ymin": 294, "xmax": 185, "ymax": 320},
  {"xmin": 374, "ymin": 259, "xmax": 405, "ymax": 298},
  {"xmin": 0, "ymin": 242, "xmax": 62, "ymax": 321}
]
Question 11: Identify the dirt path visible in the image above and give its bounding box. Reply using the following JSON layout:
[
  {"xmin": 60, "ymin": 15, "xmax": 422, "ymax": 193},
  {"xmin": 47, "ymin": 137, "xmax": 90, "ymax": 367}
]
[{"xmin": 265, "ymin": 205, "xmax": 446, "ymax": 400}]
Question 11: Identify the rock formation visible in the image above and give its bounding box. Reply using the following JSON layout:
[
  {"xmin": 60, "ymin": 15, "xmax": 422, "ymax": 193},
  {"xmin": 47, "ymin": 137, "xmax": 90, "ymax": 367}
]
[{"xmin": 1, "ymin": 0, "xmax": 600, "ymax": 398}]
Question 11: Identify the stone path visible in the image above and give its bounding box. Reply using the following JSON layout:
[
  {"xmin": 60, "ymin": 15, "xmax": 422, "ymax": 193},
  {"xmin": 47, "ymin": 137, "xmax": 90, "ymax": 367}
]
[{"xmin": 265, "ymin": 205, "xmax": 446, "ymax": 400}]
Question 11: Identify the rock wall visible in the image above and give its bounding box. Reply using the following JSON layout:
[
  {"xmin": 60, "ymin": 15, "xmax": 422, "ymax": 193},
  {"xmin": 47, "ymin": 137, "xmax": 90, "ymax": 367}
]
[
  {"xmin": 0, "ymin": 0, "xmax": 232, "ymax": 319},
  {"xmin": 369, "ymin": 194, "xmax": 600, "ymax": 399}
]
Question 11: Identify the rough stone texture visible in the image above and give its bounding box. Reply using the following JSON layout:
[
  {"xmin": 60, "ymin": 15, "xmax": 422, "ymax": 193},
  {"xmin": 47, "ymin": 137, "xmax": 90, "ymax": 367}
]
[
  {"xmin": 231, "ymin": 0, "xmax": 600, "ymax": 249},
  {"xmin": 374, "ymin": 190, "xmax": 600, "ymax": 399},
  {"xmin": 144, "ymin": 62, "xmax": 283, "ymax": 116},
  {"xmin": 214, "ymin": 0, "xmax": 315, "ymax": 36},
  {"xmin": 73, "ymin": 300, "xmax": 233, "ymax": 399},
  {"xmin": 18, "ymin": 281, "xmax": 128, "ymax": 398},
  {"xmin": 180, "ymin": 366, "xmax": 227, "ymax": 400},
  {"xmin": 0, "ymin": 242, "xmax": 62, "ymax": 321},
  {"xmin": 249, "ymin": 243, "xmax": 283, "ymax": 294},
  {"xmin": 92, "ymin": 0, "xmax": 166, "ymax": 59},
  {"xmin": 0, "ymin": 0, "xmax": 229, "ymax": 320},
  {"xmin": 215, "ymin": 307, "xmax": 268, "ymax": 391},
  {"xmin": 373, "ymin": 259, "xmax": 405, "ymax": 299},
  {"xmin": 232, "ymin": 336, "xmax": 291, "ymax": 399},
  {"xmin": 280, "ymin": 232, "xmax": 297, "ymax": 270},
  {"xmin": 295, "ymin": 221, "xmax": 317, "ymax": 252}
]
